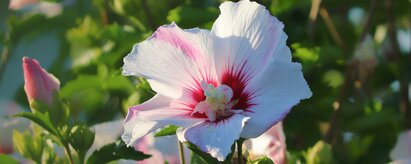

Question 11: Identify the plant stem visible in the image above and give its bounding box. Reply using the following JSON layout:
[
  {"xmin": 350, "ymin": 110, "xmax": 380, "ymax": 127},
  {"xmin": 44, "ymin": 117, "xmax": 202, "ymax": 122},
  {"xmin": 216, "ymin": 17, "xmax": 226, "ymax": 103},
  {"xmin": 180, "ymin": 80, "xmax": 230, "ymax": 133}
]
[
  {"xmin": 64, "ymin": 144, "xmax": 74, "ymax": 164},
  {"xmin": 141, "ymin": 0, "xmax": 155, "ymax": 31},
  {"xmin": 237, "ymin": 139, "xmax": 244, "ymax": 164},
  {"xmin": 319, "ymin": 8, "xmax": 344, "ymax": 49},
  {"xmin": 385, "ymin": 0, "xmax": 411, "ymax": 127},
  {"xmin": 78, "ymin": 151, "xmax": 85, "ymax": 164},
  {"xmin": 177, "ymin": 141, "xmax": 186, "ymax": 164}
]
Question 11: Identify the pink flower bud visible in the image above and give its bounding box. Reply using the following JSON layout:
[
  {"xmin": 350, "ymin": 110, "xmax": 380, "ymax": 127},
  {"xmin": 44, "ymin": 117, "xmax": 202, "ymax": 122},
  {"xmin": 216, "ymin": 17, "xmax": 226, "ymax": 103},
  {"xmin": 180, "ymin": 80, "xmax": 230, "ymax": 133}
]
[{"xmin": 22, "ymin": 57, "xmax": 60, "ymax": 106}]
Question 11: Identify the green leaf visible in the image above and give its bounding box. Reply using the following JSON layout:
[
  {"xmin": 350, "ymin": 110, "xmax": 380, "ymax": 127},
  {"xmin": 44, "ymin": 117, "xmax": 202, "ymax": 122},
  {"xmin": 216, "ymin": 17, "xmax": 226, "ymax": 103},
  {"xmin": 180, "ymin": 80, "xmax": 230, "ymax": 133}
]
[
  {"xmin": 304, "ymin": 140, "xmax": 333, "ymax": 164},
  {"xmin": 0, "ymin": 154, "xmax": 19, "ymax": 164},
  {"xmin": 12, "ymin": 131, "xmax": 45, "ymax": 163},
  {"xmin": 322, "ymin": 70, "xmax": 344, "ymax": 88},
  {"xmin": 86, "ymin": 140, "xmax": 151, "ymax": 164},
  {"xmin": 291, "ymin": 44, "xmax": 320, "ymax": 63},
  {"xmin": 167, "ymin": 6, "xmax": 219, "ymax": 29},
  {"xmin": 186, "ymin": 141, "xmax": 235, "ymax": 164},
  {"xmin": 249, "ymin": 156, "xmax": 274, "ymax": 164},
  {"xmin": 14, "ymin": 112, "xmax": 58, "ymax": 136},
  {"xmin": 154, "ymin": 125, "xmax": 179, "ymax": 137},
  {"xmin": 186, "ymin": 142, "xmax": 220, "ymax": 164},
  {"xmin": 28, "ymin": 94, "xmax": 68, "ymax": 128}
]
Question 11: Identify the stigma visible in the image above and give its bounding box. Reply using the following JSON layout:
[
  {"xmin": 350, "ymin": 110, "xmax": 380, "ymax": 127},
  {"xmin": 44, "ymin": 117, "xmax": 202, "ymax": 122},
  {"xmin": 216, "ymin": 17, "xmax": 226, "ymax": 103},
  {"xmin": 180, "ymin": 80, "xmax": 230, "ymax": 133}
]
[{"xmin": 192, "ymin": 81, "xmax": 239, "ymax": 122}]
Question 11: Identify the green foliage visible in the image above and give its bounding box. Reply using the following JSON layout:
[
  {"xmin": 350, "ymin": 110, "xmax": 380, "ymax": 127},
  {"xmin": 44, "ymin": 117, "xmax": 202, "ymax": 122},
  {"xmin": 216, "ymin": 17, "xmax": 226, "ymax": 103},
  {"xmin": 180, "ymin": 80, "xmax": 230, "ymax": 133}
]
[
  {"xmin": 304, "ymin": 141, "xmax": 334, "ymax": 164},
  {"xmin": 323, "ymin": 70, "xmax": 344, "ymax": 88},
  {"xmin": 167, "ymin": 6, "xmax": 219, "ymax": 28},
  {"xmin": 0, "ymin": 154, "xmax": 19, "ymax": 164},
  {"xmin": 248, "ymin": 156, "xmax": 274, "ymax": 164},
  {"xmin": 86, "ymin": 140, "xmax": 151, "ymax": 164},
  {"xmin": 3, "ymin": 0, "xmax": 411, "ymax": 163},
  {"xmin": 14, "ymin": 111, "xmax": 59, "ymax": 136},
  {"xmin": 70, "ymin": 124, "xmax": 95, "ymax": 163},
  {"xmin": 186, "ymin": 141, "xmax": 235, "ymax": 164},
  {"xmin": 13, "ymin": 131, "xmax": 45, "ymax": 163}
]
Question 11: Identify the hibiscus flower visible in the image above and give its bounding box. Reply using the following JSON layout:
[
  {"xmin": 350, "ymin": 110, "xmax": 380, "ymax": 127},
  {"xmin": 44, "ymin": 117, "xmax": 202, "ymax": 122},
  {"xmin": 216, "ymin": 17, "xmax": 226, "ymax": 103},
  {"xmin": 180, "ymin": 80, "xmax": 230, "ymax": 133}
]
[{"xmin": 122, "ymin": 0, "xmax": 311, "ymax": 161}]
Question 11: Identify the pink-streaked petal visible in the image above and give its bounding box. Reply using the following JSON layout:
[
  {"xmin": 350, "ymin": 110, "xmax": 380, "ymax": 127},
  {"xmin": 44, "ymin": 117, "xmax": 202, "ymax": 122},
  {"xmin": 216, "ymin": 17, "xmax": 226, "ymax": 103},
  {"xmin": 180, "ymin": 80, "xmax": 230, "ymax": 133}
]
[
  {"xmin": 241, "ymin": 61, "xmax": 312, "ymax": 138},
  {"xmin": 123, "ymin": 23, "xmax": 217, "ymax": 99},
  {"xmin": 246, "ymin": 122, "xmax": 286, "ymax": 164},
  {"xmin": 211, "ymin": 0, "xmax": 290, "ymax": 82},
  {"xmin": 122, "ymin": 95, "xmax": 203, "ymax": 146},
  {"xmin": 177, "ymin": 114, "xmax": 250, "ymax": 161},
  {"xmin": 390, "ymin": 130, "xmax": 411, "ymax": 161}
]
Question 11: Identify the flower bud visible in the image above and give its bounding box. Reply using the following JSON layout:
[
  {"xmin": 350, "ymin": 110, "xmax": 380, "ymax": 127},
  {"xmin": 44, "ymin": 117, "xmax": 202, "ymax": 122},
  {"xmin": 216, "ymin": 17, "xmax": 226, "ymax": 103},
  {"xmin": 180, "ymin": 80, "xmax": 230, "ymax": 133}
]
[
  {"xmin": 69, "ymin": 124, "xmax": 95, "ymax": 155},
  {"xmin": 22, "ymin": 57, "xmax": 60, "ymax": 107}
]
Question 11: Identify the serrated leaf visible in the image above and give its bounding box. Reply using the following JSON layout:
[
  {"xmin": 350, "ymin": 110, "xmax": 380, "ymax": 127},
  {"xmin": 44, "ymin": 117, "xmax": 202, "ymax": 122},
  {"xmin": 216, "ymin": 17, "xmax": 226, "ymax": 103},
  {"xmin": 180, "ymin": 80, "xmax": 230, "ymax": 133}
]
[
  {"xmin": 14, "ymin": 112, "xmax": 58, "ymax": 136},
  {"xmin": 154, "ymin": 125, "xmax": 179, "ymax": 137},
  {"xmin": 186, "ymin": 142, "xmax": 220, "ymax": 163},
  {"xmin": 86, "ymin": 140, "xmax": 151, "ymax": 164},
  {"xmin": 186, "ymin": 141, "xmax": 235, "ymax": 164}
]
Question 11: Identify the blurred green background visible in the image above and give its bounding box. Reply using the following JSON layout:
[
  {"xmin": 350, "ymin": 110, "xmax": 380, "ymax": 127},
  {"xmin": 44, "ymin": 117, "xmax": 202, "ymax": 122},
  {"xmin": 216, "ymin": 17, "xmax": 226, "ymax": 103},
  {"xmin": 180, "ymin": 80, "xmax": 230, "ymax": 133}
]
[{"xmin": 0, "ymin": 0, "xmax": 410, "ymax": 163}]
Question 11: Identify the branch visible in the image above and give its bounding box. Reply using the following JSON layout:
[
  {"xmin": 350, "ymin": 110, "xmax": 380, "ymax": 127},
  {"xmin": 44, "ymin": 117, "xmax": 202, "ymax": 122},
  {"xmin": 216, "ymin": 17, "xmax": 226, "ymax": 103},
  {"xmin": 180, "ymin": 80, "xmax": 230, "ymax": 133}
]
[
  {"xmin": 141, "ymin": 0, "xmax": 155, "ymax": 31},
  {"xmin": 386, "ymin": 0, "xmax": 410, "ymax": 127}
]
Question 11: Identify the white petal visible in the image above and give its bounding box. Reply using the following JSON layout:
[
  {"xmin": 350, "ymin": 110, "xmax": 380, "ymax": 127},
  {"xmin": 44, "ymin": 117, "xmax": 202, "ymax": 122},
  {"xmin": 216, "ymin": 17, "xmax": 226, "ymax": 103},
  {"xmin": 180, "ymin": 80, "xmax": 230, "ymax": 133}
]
[
  {"xmin": 241, "ymin": 61, "xmax": 312, "ymax": 138},
  {"xmin": 211, "ymin": 0, "xmax": 290, "ymax": 81},
  {"xmin": 177, "ymin": 114, "xmax": 250, "ymax": 161},
  {"xmin": 123, "ymin": 23, "xmax": 216, "ymax": 99},
  {"xmin": 122, "ymin": 95, "xmax": 203, "ymax": 146},
  {"xmin": 90, "ymin": 120, "xmax": 123, "ymax": 153},
  {"xmin": 390, "ymin": 130, "xmax": 411, "ymax": 161}
]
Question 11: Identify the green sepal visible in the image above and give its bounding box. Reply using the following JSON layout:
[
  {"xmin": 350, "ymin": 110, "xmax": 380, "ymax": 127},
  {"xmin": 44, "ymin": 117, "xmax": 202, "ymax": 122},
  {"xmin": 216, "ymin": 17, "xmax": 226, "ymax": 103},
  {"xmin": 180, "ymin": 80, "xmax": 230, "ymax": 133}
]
[
  {"xmin": 69, "ymin": 124, "xmax": 95, "ymax": 161},
  {"xmin": 28, "ymin": 91, "xmax": 70, "ymax": 128}
]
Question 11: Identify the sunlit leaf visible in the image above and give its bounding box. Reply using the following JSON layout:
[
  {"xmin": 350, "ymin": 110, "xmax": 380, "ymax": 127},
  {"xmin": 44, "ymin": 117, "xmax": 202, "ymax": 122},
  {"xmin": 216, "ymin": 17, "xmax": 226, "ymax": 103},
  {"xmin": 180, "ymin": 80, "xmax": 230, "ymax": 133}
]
[
  {"xmin": 322, "ymin": 70, "xmax": 344, "ymax": 88},
  {"xmin": 304, "ymin": 140, "xmax": 333, "ymax": 164}
]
